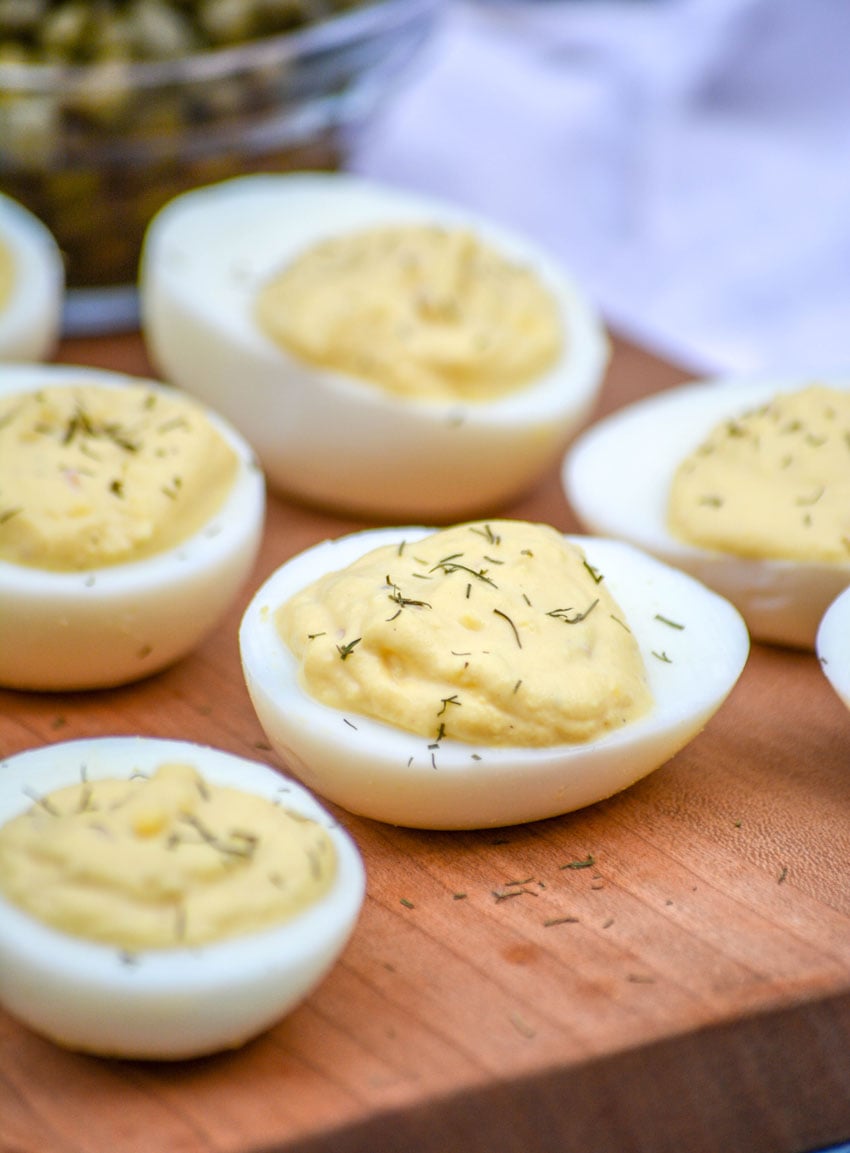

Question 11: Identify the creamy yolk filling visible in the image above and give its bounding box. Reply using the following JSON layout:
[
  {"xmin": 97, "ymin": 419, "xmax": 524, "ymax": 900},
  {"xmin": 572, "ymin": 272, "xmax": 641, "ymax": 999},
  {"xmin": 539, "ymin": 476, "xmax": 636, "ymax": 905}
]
[
  {"xmin": 255, "ymin": 225, "xmax": 564, "ymax": 402},
  {"xmin": 0, "ymin": 382, "xmax": 239, "ymax": 571},
  {"xmin": 277, "ymin": 521, "xmax": 652, "ymax": 747},
  {"xmin": 668, "ymin": 384, "xmax": 850, "ymax": 563},
  {"xmin": 0, "ymin": 763, "xmax": 336, "ymax": 949},
  {"xmin": 0, "ymin": 237, "xmax": 14, "ymax": 313}
]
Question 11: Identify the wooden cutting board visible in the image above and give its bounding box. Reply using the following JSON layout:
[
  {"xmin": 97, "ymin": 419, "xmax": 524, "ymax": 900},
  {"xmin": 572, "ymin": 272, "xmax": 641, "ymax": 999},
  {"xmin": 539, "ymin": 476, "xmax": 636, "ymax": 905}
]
[{"xmin": 1, "ymin": 331, "xmax": 849, "ymax": 1153}]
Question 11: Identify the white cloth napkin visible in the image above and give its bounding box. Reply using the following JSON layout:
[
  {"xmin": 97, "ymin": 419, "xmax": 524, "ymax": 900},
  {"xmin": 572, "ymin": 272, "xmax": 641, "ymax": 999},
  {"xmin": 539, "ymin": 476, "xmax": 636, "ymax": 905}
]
[{"xmin": 351, "ymin": 0, "xmax": 850, "ymax": 376}]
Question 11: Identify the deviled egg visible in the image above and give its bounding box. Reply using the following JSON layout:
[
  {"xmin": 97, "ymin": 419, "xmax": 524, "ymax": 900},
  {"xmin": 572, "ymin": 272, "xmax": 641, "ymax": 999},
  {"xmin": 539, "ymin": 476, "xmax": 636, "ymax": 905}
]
[
  {"xmin": 817, "ymin": 586, "xmax": 850, "ymax": 712},
  {"xmin": 0, "ymin": 193, "xmax": 64, "ymax": 362},
  {"xmin": 564, "ymin": 377, "xmax": 850, "ymax": 650},
  {"xmin": 240, "ymin": 520, "xmax": 749, "ymax": 829},
  {"xmin": 140, "ymin": 173, "xmax": 609, "ymax": 520},
  {"xmin": 0, "ymin": 364, "xmax": 265, "ymax": 691},
  {"xmin": 0, "ymin": 737, "xmax": 365, "ymax": 1059}
]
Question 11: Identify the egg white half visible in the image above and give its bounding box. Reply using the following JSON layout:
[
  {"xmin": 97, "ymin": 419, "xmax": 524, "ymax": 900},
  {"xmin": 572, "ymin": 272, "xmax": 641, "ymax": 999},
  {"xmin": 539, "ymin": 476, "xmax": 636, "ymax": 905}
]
[
  {"xmin": 140, "ymin": 172, "xmax": 609, "ymax": 520},
  {"xmin": 817, "ymin": 586, "xmax": 850, "ymax": 712},
  {"xmin": 563, "ymin": 376, "xmax": 850, "ymax": 651},
  {"xmin": 0, "ymin": 737, "xmax": 365, "ymax": 1060},
  {"xmin": 239, "ymin": 527, "xmax": 749, "ymax": 830},
  {"xmin": 0, "ymin": 364, "xmax": 266, "ymax": 691},
  {"xmin": 0, "ymin": 194, "xmax": 64, "ymax": 362}
]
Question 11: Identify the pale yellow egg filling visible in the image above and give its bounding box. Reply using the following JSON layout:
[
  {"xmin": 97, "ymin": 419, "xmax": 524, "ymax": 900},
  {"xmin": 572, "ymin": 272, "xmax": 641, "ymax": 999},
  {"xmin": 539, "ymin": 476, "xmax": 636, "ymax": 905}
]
[
  {"xmin": 0, "ymin": 236, "xmax": 14, "ymax": 313},
  {"xmin": 255, "ymin": 225, "xmax": 564, "ymax": 402},
  {"xmin": 0, "ymin": 763, "xmax": 337, "ymax": 950},
  {"xmin": 0, "ymin": 382, "xmax": 239, "ymax": 571},
  {"xmin": 277, "ymin": 520, "xmax": 652, "ymax": 747},
  {"xmin": 668, "ymin": 384, "xmax": 850, "ymax": 563}
]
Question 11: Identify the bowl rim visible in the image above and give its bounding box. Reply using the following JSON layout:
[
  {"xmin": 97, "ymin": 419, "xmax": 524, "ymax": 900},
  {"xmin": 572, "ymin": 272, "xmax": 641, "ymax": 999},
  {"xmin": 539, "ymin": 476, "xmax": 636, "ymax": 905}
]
[{"xmin": 0, "ymin": 0, "xmax": 443, "ymax": 92}]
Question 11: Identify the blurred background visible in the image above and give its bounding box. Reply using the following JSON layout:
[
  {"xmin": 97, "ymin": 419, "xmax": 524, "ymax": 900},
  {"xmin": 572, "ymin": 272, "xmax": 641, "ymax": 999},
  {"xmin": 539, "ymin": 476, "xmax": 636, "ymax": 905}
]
[{"xmin": 1, "ymin": 0, "xmax": 849, "ymax": 373}]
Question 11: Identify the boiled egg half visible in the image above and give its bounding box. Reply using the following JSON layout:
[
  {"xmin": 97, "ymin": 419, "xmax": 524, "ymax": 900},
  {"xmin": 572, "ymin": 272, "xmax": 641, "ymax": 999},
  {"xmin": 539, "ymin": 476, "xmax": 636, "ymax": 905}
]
[
  {"xmin": 239, "ymin": 524, "xmax": 749, "ymax": 829},
  {"xmin": 817, "ymin": 586, "xmax": 850, "ymax": 712},
  {"xmin": 564, "ymin": 376, "xmax": 850, "ymax": 650},
  {"xmin": 140, "ymin": 172, "xmax": 609, "ymax": 520},
  {"xmin": 0, "ymin": 364, "xmax": 265, "ymax": 691},
  {"xmin": 0, "ymin": 193, "xmax": 64, "ymax": 362},
  {"xmin": 0, "ymin": 736, "xmax": 365, "ymax": 1059}
]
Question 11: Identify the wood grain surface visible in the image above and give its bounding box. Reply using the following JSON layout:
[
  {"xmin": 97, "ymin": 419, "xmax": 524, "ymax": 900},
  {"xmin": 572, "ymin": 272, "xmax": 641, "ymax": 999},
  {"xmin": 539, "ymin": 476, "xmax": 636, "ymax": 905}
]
[{"xmin": 1, "ymin": 330, "xmax": 849, "ymax": 1153}]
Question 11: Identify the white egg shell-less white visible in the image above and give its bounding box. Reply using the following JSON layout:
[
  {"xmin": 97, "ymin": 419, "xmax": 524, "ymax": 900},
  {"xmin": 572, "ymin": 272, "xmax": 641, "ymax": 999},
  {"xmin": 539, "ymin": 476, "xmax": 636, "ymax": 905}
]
[
  {"xmin": 563, "ymin": 376, "xmax": 850, "ymax": 651},
  {"xmin": 239, "ymin": 528, "xmax": 749, "ymax": 830},
  {"xmin": 817, "ymin": 586, "xmax": 850, "ymax": 712},
  {"xmin": 0, "ymin": 365, "xmax": 265, "ymax": 691},
  {"xmin": 140, "ymin": 173, "xmax": 609, "ymax": 520},
  {"xmin": 0, "ymin": 194, "xmax": 64, "ymax": 362},
  {"xmin": 0, "ymin": 737, "xmax": 365, "ymax": 1060}
]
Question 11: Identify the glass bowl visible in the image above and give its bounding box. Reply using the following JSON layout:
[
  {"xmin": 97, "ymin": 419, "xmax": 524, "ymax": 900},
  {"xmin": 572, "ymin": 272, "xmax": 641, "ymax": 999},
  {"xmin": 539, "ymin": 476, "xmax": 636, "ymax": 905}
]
[{"xmin": 0, "ymin": 0, "xmax": 442, "ymax": 333}]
